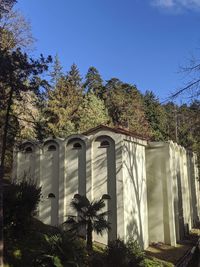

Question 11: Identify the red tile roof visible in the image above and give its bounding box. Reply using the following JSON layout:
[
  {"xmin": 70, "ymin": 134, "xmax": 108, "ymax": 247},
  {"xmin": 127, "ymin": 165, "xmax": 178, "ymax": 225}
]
[{"xmin": 82, "ymin": 125, "xmax": 149, "ymax": 140}]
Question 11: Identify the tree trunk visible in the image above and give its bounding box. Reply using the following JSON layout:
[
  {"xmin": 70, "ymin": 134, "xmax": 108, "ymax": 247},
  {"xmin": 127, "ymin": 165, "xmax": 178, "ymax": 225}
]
[
  {"xmin": 86, "ymin": 220, "xmax": 93, "ymax": 254},
  {"xmin": 0, "ymin": 87, "xmax": 14, "ymax": 267}
]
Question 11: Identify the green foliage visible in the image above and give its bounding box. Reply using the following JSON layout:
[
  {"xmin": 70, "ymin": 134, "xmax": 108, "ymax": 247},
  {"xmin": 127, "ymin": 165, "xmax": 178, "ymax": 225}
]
[
  {"xmin": 67, "ymin": 63, "xmax": 82, "ymax": 89},
  {"xmin": 104, "ymin": 78, "xmax": 150, "ymax": 136},
  {"xmin": 35, "ymin": 231, "xmax": 87, "ymax": 267},
  {"xmin": 45, "ymin": 71, "xmax": 83, "ymax": 137},
  {"xmin": 143, "ymin": 91, "xmax": 167, "ymax": 141},
  {"xmin": 144, "ymin": 258, "xmax": 173, "ymax": 267},
  {"xmin": 66, "ymin": 195, "xmax": 110, "ymax": 252},
  {"xmin": 0, "ymin": 47, "xmax": 51, "ymax": 177},
  {"xmin": 77, "ymin": 92, "xmax": 110, "ymax": 132},
  {"xmin": 50, "ymin": 54, "xmax": 63, "ymax": 88},
  {"xmin": 163, "ymin": 102, "xmax": 178, "ymax": 142},
  {"xmin": 104, "ymin": 238, "xmax": 145, "ymax": 267},
  {"xmin": 5, "ymin": 219, "xmax": 88, "ymax": 267},
  {"xmin": 84, "ymin": 66, "xmax": 104, "ymax": 97},
  {"xmin": 4, "ymin": 179, "xmax": 41, "ymax": 233}
]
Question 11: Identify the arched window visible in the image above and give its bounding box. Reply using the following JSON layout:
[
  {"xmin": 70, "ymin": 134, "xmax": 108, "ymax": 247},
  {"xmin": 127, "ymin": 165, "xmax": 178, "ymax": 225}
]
[
  {"xmin": 99, "ymin": 140, "xmax": 110, "ymax": 148},
  {"xmin": 25, "ymin": 146, "xmax": 33, "ymax": 153},
  {"xmin": 48, "ymin": 193, "xmax": 56, "ymax": 198},
  {"xmin": 73, "ymin": 142, "xmax": 82, "ymax": 149},
  {"xmin": 48, "ymin": 144, "xmax": 57, "ymax": 151}
]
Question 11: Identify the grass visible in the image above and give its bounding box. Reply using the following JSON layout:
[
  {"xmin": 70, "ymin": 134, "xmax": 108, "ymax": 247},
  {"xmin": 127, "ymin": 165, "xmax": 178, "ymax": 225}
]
[
  {"xmin": 4, "ymin": 218, "xmax": 88, "ymax": 267},
  {"xmin": 4, "ymin": 218, "xmax": 59, "ymax": 267},
  {"xmin": 4, "ymin": 217, "xmax": 200, "ymax": 267}
]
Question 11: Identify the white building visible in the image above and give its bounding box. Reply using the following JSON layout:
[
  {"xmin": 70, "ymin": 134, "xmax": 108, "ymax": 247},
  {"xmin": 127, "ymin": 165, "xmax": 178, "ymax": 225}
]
[
  {"xmin": 13, "ymin": 125, "xmax": 199, "ymax": 249},
  {"xmin": 146, "ymin": 141, "xmax": 200, "ymax": 246}
]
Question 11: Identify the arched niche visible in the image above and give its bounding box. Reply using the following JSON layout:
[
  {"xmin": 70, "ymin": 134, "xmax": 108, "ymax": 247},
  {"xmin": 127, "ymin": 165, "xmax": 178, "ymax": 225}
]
[
  {"xmin": 43, "ymin": 140, "xmax": 59, "ymax": 152},
  {"xmin": 92, "ymin": 135, "xmax": 117, "ymax": 242},
  {"xmin": 18, "ymin": 142, "xmax": 36, "ymax": 181},
  {"xmin": 21, "ymin": 141, "xmax": 35, "ymax": 153},
  {"xmin": 66, "ymin": 138, "xmax": 87, "ymax": 209},
  {"xmin": 41, "ymin": 140, "xmax": 59, "ymax": 226}
]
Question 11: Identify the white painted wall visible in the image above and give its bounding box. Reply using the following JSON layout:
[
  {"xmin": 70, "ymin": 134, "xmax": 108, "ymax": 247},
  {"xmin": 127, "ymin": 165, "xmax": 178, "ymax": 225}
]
[
  {"xmin": 146, "ymin": 141, "xmax": 199, "ymax": 246},
  {"xmin": 122, "ymin": 138, "xmax": 148, "ymax": 249},
  {"xmin": 12, "ymin": 128, "xmax": 199, "ymax": 250},
  {"xmin": 15, "ymin": 142, "xmax": 36, "ymax": 182},
  {"xmin": 40, "ymin": 141, "xmax": 59, "ymax": 226},
  {"xmin": 91, "ymin": 135, "xmax": 117, "ymax": 244},
  {"xmin": 65, "ymin": 138, "xmax": 86, "ymax": 217}
]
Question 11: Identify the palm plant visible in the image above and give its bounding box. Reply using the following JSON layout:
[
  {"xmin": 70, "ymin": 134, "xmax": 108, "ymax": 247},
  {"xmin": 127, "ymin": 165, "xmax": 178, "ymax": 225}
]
[{"xmin": 66, "ymin": 194, "xmax": 110, "ymax": 253}]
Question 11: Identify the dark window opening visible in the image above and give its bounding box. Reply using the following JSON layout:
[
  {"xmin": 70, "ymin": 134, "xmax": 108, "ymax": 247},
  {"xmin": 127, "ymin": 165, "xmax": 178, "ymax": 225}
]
[
  {"xmin": 48, "ymin": 145, "xmax": 57, "ymax": 151},
  {"xmin": 99, "ymin": 140, "xmax": 110, "ymax": 148},
  {"xmin": 48, "ymin": 193, "xmax": 56, "ymax": 198},
  {"xmin": 73, "ymin": 143, "xmax": 82, "ymax": 149},
  {"xmin": 25, "ymin": 146, "xmax": 33, "ymax": 153}
]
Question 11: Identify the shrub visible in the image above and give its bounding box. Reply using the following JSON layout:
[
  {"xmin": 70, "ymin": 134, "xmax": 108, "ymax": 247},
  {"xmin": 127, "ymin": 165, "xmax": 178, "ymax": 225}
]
[
  {"xmin": 34, "ymin": 230, "xmax": 88, "ymax": 267},
  {"xmin": 105, "ymin": 238, "xmax": 145, "ymax": 267},
  {"xmin": 4, "ymin": 179, "xmax": 41, "ymax": 233}
]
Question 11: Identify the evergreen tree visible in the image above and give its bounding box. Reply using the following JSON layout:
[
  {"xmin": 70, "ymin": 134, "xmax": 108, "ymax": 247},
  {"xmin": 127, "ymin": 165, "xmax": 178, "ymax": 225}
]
[
  {"xmin": 84, "ymin": 66, "xmax": 104, "ymax": 97},
  {"xmin": 77, "ymin": 92, "xmax": 110, "ymax": 132},
  {"xmin": 50, "ymin": 54, "xmax": 63, "ymax": 88},
  {"xmin": 105, "ymin": 78, "xmax": 150, "ymax": 136},
  {"xmin": 0, "ymin": 48, "xmax": 51, "ymax": 177},
  {"xmin": 0, "ymin": 48, "xmax": 51, "ymax": 266},
  {"xmin": 45, "ymin": 75, "xmax": 83, "ymax": 137},
  {"xmin": 12, "ymin": 90, "xmax": 39, "ymax": 140},
  {"xmin": 143, "ymin": 90, "xmax": 167, "ymax": 141},
  {"xmin": 67, "ymin": 63, "xmax": 82, "ymax": 89},
  {"xmin": 163, "ymin": 102, "xmax": 178, "ymax": 142}
]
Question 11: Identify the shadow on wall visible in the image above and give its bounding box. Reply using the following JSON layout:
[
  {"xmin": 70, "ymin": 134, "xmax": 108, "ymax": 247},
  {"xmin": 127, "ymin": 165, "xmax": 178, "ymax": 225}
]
[
  {"xmin": 65, "ymin": 138, "xmax": 87, "ymax": 219},
  {"xmin": 176, "ymin": 169, "xmax": 185, "ymax": 240},
  {"xmin": 123, "ymin": 142, "xmax": 145, "ymax": 248},
  {"xmin": 42, "ymin": 141, "xmax": 59, "ymax": 226},
  {"xmin": 126, "ymin": 211, "xmax": 140, "ymax": 243},
  {"xmin": 66, "ymin": 138, "xmax": 86, "ymax": 196},
  {"xmin": 92, "ymin": 135, "xmax": 117, "ymax": 242}
]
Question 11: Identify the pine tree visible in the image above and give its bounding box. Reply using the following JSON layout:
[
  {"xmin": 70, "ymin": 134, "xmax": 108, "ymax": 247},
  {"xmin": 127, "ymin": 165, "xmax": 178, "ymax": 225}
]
[
  {"xmin": 67, "ymin": 63, "xmax": 82, "ymax": 89},
  {"xmin": 84, "ymin": 66, "xmax": 104, "ymax": 97},
  {"xmin": 105, "ymin": 78, "xmax": 150, "ymax": 136},
  {"xmin": 163, "ymin": 102, "xmax": 178, "ymax": 142},
  {"xmin": 45, "ymin": 75, "xmax": 83, "ymax": 137},
  {"xmin": 77, "ymin": 92, "xmax": 110, "ymax": 132},
  {"xmin": 50, "ymin": 54, "xmax": 63, "ymax": 88},
  {"xmin": 143, "ymin": 91, "xmax": 167, "ymax": 141}
]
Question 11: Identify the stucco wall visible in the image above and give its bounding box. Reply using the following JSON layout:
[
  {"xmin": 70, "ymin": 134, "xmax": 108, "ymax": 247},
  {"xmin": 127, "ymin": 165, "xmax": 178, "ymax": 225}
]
[
  {"xmin": 146, "ymin": 143, "xmax": 166, "ymax": 244},
  {"xmin": 122, "ymin": 138, "xmax": 148, "ymax": 249},
  {"xmin": 146, "ymin": 141, "xmax": 199, "ymax": 246},
  {"xmin": 91, "ymin": 135, "xmax": 117, "ymax": 243},
  {"xmin": 40, "ymin": 141, "xmax": 59, "ymax": 225},
  {"xmin": 65, "ymin": 138, "xmax": 87, "ymax": 217},
  {"xmin": 14, "ymin": 142, "xmax": 37, "ymax": 182},
  {"xmin": 12, "ymin": 128, "xmax": 199, "ymax": 249}
]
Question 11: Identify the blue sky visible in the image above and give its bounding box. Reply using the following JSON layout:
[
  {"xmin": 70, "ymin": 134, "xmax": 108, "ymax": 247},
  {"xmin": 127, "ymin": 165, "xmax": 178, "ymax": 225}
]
[{"xmin": 16, "ymin": 0, "xmax": 200, "ymax": 102}]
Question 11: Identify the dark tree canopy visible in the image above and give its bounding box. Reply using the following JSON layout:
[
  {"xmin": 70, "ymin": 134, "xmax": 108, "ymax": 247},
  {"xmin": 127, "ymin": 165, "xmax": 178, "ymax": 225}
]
[
  {"xmin": 0, "ymin": 0, "xmax": 16, "ymax": 18},
  {"xmin": 84, "ymin": 66, "xmax": 104, "ymax": 97}
]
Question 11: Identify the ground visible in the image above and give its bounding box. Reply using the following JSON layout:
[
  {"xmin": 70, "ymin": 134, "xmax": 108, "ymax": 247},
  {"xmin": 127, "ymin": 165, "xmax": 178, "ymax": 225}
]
[{"xmin": 145, "ymin": 228, "xmax": 200, "ymax": 266}]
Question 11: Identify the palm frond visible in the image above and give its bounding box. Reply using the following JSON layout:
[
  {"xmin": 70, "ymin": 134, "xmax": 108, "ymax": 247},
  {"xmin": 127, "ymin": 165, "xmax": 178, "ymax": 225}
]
[
  {"xmin": 93, "ymin": 218, "xmax": 111, "ymax": 235},
  {"xmin": 97, "ymin": 210, "xmax": 110, "ymax": 218},
  {"xmin": 70, "ymin": 195, "xmax": 90, "ymax": 213},
  {"xmin": 89, "ymin": 199, "xmax": 105, "ymax": 214}
]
